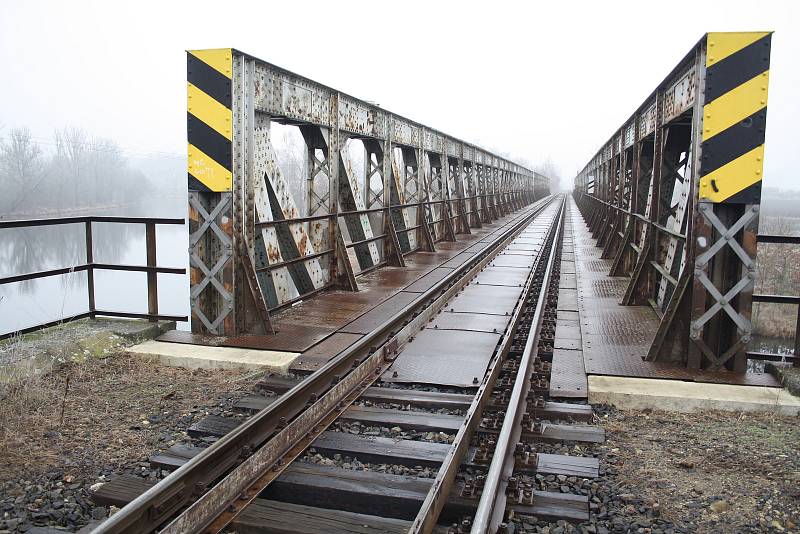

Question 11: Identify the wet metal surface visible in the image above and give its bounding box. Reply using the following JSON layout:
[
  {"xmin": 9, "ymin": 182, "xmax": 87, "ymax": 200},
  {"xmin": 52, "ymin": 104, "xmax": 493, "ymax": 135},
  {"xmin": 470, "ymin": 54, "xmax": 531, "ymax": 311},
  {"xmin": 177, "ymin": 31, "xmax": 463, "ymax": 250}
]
[
  {"xmin": 340, "ymin": 292, "xmax": 420, "ymax": 335},
  {"xmin": 474, "ymin": 266, "xmax": 529, "ymax": 287},
  {"xmin": 447, "ymin": 284, "xmax": 524, "ymax": 316},
  {"xmin": 274, "ymin": 293, "xmax": 382, "ymax": 330},
  {"xmin": 291, "ymin": 332, "xmax": 364, "ymax": 372},
  {"xmin": 404, "ymin": 268, "xmax": 454, "ymax": 293},
  {"xmin": 440, "ymin": 252, "xmax": 477, "ymax": 269},
  {"xmin": 490, "ymin": 254, "xmax": 535, "ymax": 268},
  {"xmin": 382, "ymin": 328, "xmax": 502, "ymax": 387},
  {"xmin": 427, "ymin": 311, "xmax": 511, "ymax": 334}
]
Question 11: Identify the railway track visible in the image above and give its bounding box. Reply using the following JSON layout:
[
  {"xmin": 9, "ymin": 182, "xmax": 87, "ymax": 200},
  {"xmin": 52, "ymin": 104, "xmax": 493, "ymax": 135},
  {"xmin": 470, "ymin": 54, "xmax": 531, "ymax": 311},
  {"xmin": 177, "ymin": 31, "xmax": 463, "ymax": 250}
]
[{"xmin": 91, "ymin": 194, "xmax": 605, "ymax": 534}]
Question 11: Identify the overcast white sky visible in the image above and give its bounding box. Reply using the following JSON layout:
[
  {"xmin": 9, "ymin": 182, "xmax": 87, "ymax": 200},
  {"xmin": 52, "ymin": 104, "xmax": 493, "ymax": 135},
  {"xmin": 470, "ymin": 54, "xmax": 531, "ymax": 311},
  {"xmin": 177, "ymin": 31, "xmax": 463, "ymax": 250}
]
[{"xmin": 1, "ymin": 0, "xmax": 797, "ymax": 191}]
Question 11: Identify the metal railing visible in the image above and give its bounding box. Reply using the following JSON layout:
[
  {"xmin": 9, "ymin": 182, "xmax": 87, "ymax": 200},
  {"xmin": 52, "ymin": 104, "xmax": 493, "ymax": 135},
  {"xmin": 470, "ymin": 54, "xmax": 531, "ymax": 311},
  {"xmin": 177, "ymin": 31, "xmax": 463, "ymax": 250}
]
[
  {"xmin": 0, "ymin": 215, "xmax": 188, "ymax": 339},
  {"xmin": 749, "ymin": 233, "xmax": 800, "ymax": 366},
  {"xmin": 252, "ymin": 191, "xmax": 525, "ymax": 312}
]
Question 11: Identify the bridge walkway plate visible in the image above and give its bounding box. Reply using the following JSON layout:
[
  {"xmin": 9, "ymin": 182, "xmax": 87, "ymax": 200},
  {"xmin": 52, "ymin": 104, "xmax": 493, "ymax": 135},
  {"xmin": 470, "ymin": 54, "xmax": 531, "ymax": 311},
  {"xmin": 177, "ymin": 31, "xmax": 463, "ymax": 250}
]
[{"xmin": 567, "ymin": 196, "xmax": 779, "ymax": 387}]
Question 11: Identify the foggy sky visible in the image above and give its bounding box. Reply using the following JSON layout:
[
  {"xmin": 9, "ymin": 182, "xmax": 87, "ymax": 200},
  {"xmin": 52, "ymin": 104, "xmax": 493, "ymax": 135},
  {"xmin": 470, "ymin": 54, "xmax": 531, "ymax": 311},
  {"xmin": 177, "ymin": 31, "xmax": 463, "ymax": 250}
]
[{"xmin": 1, "ymin": 0, "xmax": 797, "ymax": 192}]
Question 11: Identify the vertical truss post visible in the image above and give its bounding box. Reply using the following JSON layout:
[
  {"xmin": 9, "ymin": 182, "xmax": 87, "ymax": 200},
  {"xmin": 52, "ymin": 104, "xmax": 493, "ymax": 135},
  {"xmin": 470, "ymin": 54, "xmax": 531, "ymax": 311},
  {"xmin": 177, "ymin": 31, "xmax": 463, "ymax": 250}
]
[
  {"xmin": 623, "ymin": 90, "xmax": 665, "ymax": 306},
  {"xmin": 466, "ymin": 161, "xmax": 482, "ymax": 229},
  {"xmin": 611, "ymin": 118, "xmax": 641, "ymax": 276},
  {"xmin": 439, "ymin": 152, "xmax": 456, "ymax": 242},
  {"xmin": 454, "ymin": 154, "xmax": 471, "ymax": 234}
]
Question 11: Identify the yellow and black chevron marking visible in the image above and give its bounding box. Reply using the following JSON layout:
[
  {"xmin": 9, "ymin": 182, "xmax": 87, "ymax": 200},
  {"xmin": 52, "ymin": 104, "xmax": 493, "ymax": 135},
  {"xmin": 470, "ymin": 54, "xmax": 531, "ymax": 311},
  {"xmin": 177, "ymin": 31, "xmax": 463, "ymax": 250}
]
[
  {"xmin": 699, "ymin": 32, "xmax": 771, "ymax": 203},
  {"xmin": 187, "ymin": 49, "xmax": 233, "ymax": 192}
]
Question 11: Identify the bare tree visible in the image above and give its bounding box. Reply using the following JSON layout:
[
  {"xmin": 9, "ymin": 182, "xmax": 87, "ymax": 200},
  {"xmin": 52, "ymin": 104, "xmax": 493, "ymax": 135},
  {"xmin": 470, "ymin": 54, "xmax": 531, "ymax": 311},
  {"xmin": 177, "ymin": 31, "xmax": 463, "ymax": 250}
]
[
  {"xmin": 0, "ymin": 128, "xmax": 46, "ymax": 215},
  {"xmin": 534, "ymin": 156, "xmax": 562, "ymax": 190}
]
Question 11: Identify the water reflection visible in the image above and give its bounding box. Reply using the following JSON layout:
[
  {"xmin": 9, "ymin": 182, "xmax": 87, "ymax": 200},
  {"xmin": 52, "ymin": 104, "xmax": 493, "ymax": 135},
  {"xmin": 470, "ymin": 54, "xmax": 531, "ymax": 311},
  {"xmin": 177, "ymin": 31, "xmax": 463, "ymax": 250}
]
[{"xmin": 1, "ymin": 211, "xmax": 189, "ymax": 336}]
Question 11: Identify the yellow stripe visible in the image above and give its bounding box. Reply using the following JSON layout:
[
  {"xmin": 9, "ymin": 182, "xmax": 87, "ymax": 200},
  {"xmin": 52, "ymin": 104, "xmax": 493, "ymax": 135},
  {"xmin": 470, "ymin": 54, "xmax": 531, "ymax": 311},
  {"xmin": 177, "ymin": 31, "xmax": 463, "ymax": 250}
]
[
  {"xmin": 188, "ymin": 48, "xmax": 232, "ymax": 79},
  {"xmin": 702, "ymin": 70, "xmax": 769, "ymax": 140},
  {"xmin": 188, "ymin": 143, "xmax": 232, "ymax": 191},
  {"xmin": 699, "ymin": 145, "xmax": 764, "ymax": 202},
  {"xmin": 187, "ymin": 83, "xmax": 232, "ymax": 140},
  {"xmin": 706, "ymin": 32, "xmax": 770, "ymax": 67}
]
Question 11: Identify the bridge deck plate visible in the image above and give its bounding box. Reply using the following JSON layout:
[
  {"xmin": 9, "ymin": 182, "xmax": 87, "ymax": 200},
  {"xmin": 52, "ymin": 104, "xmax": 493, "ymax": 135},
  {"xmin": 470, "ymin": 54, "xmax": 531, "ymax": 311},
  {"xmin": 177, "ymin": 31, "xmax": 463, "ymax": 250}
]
[
  {"xmin": 568, "ymin": 197, "xmax": 780, "ymax": 387},
  {"xmin": 382, "ymin": 328, "xmax": 502, "ymax": 387}
]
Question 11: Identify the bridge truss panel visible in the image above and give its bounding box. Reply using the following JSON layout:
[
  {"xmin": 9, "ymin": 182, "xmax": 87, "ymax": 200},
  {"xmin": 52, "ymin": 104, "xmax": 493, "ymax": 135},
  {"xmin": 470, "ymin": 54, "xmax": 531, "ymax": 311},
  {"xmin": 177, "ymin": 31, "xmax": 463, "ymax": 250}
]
[
  {"xmin": 187, "ymin": 49, "xmax": 550, "ymax": 335},
  {"xmin": 573, "ymin": 32, "xmax": 772, "ymax": 372}
]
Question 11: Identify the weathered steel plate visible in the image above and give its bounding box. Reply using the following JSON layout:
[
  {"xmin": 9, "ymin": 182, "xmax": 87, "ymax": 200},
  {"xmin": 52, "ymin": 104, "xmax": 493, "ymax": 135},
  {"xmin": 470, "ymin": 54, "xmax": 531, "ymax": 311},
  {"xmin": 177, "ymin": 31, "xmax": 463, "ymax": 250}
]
[
  {"xmin": 404, "ymin": 267, "xmax": 454, "ymax": 293},
  {"xmin": 427, "ymin": 311, "xmax": 511, "ymax": 334},
  {"xmin": 557, "ymin": 289, "xmax": 579, "ymax": 312},
  {"xmin": 362, "ymin": 267, "xmax": 431, "ymax": 290},
  {"xmin": 274, "ymin": 289, "xmax": 396, "ymax": 329},
  {"xmin": 555, "ymin": 325, "xmax": 582, "ymax": 340},
  {"xmin": 156, "ymin": 327, "xmax": 332, "ymax": 353},
  {"xmin": 446, "ymin": 284, "xmax": 524, "ymax": 316},
  {"xmin": 291, "ymin": 332, "xmax": 364, "ymax": 372},
  {"xmin": 382, "ymin": 328, "xmax": 501, "ymax": 387},
  {"xmin": 505, "ymin": 243, "xmax": 539, "ymax": 252},
  {"xmin": 490, "ymin": 254, "xmax": 535, "ymax": 268},
  {"xmin": 549, "ymin": 348, "xmax": 588, "ymax": 399},
  {"xmin": 340, "ymin": 291, "xmax": 420, "ymax": 334},
  {"xmin": 473, "ymin": 266, "xmax": 529, "ymax": 287},
  {"xmin": 440, "ymin": 252, "xmax": 476, "ymax": 269}
]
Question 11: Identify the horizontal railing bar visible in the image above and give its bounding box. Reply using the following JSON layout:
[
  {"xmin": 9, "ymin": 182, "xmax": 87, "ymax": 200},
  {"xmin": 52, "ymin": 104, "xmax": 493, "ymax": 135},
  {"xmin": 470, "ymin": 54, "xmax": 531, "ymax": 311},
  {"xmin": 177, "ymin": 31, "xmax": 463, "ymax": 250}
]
[
  {"xmin": 752, "ymin": 294, "xmax": 800, "ymax": 305},
  {"xmin": 1, "ymin": 263, "xmax": 186, "ymax": 285},
  {"xmin": 92, "ymin": 264, "xmax": 186, "ymax": 275},
  {"xmin": 93, "ymin": 310, "xmax": 188, "ymax": 322},
  {"xmin": 757, "ymin": 234, "xmax": 800, "ymax": 245},
  {"xmin": 0, "ymin": 216, "xmax": 184, "ymax": 229},
  {"xmin": 650, "ymin": 260, "xmax": 677, "ymax": 286},
  {"xmin": 746, "ymin": 351, "xmax": 798, "ymax": 362},
  {"xmin": 252, "ymin": 195, "xmax": 528, "ymax": 229},
  {"xmin": 255, "ymin": 249, "xmax": 334, "ymax": 273},
  {"xmin": 346, "ymin": 234, "xmax": 386, "ymax": 248}
]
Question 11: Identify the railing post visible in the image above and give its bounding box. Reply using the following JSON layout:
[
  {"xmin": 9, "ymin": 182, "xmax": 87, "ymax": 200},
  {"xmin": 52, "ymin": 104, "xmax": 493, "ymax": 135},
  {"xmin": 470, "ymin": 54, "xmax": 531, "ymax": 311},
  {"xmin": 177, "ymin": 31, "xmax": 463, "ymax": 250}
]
[
  {"xmin": 85, "ymin": 220, "xmax": 95, "ymax": 317},
  {"xmin": 146, "ymin": 222, "xmax": 158, "ymax": 321},
  {"xmin": 794, "ymin": 305, "xmax": 800, "ymax": 368}
]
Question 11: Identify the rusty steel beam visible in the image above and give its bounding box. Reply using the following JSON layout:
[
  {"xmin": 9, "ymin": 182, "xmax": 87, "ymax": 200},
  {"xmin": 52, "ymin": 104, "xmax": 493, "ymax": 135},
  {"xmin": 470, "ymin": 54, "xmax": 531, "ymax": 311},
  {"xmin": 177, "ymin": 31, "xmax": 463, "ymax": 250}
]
[
  {"xmin": 573, "ymin": 32, "xmax": 773, "ymax": 371},
  {"xmin": 187, "ymin": 49, "xmax": 549, "ymax": 335}
]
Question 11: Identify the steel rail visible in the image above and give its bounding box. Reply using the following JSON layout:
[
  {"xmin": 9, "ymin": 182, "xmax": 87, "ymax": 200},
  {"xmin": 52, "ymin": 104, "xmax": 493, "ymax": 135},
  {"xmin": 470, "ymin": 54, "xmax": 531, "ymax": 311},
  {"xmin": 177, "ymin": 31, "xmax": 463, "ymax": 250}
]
[
  {"xmin": 471, "ymin": 196, "xmax": 565, "ymax": 533},
  {"xmin": 93, "ymin": 196, "xmax": 555, "ymax": 534},
  {"xmin": 162, "ymin": 197, "xmax": 556, "ymax": 534},
  {"xmin": 409, "ymin": 195, "xmax": 565, "ymax": 534}
]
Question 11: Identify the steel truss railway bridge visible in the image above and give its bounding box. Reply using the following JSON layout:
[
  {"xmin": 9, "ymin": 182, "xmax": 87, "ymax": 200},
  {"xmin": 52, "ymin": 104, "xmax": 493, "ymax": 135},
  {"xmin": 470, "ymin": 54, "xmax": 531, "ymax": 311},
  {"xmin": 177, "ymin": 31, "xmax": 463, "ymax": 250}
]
[{"xmin": 1, "ymin": 31, "xmax": 796, "ymax": 534}]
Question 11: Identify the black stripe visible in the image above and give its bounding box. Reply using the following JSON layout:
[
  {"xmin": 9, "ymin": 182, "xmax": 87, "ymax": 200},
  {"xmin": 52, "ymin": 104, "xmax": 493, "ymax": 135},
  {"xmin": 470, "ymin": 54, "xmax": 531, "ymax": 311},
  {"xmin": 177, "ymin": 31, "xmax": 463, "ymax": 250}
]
[
  {"xmin": 187, "ymin": 53, "xmax": 232, "ymax": 108},
  {"xmin": 706, "ymin": 34, "xmax": 771, "ymax": 103},
  {"xmin": 723, "ymin": 180, "xmax": 761, "ymax": 205},
  {"xmin": 188, "ymin": 112, "xmax": 232, "ymax": 171},
  {"xmin": 188, "ymin": 172, "xmax": 212, "ymax": 192},
  {"xmin": 700, "ymin": 107, "xmax": 767, "ymax": 176},
  {"xmin": 264, "ymin": 175, "xmax": 316, "ymax": 294}
]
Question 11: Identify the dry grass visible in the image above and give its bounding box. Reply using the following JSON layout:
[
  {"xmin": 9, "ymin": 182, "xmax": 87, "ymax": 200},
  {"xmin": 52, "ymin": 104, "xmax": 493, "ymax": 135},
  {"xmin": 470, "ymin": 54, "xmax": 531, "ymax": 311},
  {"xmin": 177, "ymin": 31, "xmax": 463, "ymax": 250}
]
[{"xmin": 0, "ymin": 351, "xmax": 259, "ymax": 482}]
